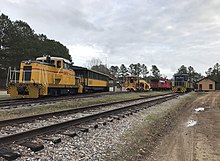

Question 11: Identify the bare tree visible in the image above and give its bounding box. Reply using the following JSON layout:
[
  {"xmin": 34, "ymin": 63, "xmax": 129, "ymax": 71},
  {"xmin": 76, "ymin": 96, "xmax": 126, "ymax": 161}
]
[{"xmin": 87, "ymin": 58, "xmax": 102, "ymax": 68}]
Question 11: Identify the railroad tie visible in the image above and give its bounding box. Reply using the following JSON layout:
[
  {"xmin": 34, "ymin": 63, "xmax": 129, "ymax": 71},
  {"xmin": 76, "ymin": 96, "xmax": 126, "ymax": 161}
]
[
  {"xmin": 74, "ymin": 127, "xmax": 89, "ymax": 133},
  {"xmin": 98, "ymin": 121, "xmax": 107, "ymax": 126},
  {"xmin": 0, "ymin": 148, "xmax": 21, "ymax": 160},
  {"xmin": 62, "ymin": 131, "xmax": 78, "ymax": 138},
  {"xmin": 19, "ymin": 142, "xmax": 44, "ymax": 152},
  {"xmin": 43, "ymin": 137, "xmax": 61, "ymax": 144}
]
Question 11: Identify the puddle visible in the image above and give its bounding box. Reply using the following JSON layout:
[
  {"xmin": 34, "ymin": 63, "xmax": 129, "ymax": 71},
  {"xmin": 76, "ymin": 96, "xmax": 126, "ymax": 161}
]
[
  {"xmin": 195, "ymin": 107, "xmax": 205, "ymax": 112},
  {"xmin": 186, "ymin": 120, "xmax": 197, "ymax": 127}
]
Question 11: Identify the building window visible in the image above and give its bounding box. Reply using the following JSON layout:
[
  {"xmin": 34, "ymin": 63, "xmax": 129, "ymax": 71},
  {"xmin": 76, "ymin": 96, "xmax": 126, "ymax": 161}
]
[{"xmin": 209, "ymin": 84, "xmax": 213, "ymax": 89}]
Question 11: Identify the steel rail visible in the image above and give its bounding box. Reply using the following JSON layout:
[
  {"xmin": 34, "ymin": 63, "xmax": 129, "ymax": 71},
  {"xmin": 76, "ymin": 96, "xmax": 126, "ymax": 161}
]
[{"xmin": 0, "ymin": 91, "xmax": 133, "ymax": 108}]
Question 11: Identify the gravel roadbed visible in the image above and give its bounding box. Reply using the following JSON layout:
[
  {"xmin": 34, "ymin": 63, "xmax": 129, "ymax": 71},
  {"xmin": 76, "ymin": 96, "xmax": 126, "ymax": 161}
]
[{"xmin": 1, "ymin": 93, "xmax": 191, "ymax": 161}]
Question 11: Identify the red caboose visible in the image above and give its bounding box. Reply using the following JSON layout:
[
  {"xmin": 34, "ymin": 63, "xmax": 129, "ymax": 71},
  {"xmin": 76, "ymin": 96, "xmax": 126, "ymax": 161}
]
[{"xmin": 150, "ymin": 78, "xmax": 171, "ymax": 91}]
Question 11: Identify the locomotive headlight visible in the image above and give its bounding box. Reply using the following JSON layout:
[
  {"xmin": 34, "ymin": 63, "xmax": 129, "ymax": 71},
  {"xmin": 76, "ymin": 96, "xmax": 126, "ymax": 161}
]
[{"xmin": 24, "ymin": 60, "xmax": 31, "ymax": 64}]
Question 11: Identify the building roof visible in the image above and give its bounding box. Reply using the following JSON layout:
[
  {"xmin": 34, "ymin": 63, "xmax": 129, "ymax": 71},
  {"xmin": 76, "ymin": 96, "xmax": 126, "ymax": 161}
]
[{"xmin": 196, "ymin": 77, "xmax": 217, "ymax": 83}]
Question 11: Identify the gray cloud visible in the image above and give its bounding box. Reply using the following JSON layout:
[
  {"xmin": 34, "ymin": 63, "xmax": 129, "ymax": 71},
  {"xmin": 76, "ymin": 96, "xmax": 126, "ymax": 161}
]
[{"xmin": 1, "ymin": 0, "xmax": 220, "ymax": 77}]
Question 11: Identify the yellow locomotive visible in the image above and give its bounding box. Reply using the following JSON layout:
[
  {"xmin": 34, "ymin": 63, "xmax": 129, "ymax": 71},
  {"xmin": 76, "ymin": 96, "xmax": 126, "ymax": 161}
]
[
  {"xmin": 172, "ymin": 74, "xmax": 193, "ymax": 93},
  {"xmin": 7, "ymin": 56, "xmax": 109, "ymax": 98},
  {"xmin": 124, "ymin": 76, "xmax": 150, "ymax": 91}
]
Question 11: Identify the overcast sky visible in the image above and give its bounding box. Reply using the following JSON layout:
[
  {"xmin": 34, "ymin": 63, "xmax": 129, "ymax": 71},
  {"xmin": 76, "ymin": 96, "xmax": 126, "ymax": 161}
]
[{"xmin": 1, "ymin": 0, "xmax": 220, "ymax": 78}]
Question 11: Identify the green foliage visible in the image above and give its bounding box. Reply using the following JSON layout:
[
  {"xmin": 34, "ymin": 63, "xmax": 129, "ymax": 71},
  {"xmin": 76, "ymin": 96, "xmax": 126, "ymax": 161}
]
[
  {"xmin": 0, "ymin": 13, "xmax": 71, "ymax": 88},
  {"xmin": 206, "ymin": 63, "xmax": 220, "ymax": 89},
  {"xmin": 128, "ymin": 63, "xmax": 142, "ymax": 77},
  {"xmin": 151, "ymin": 65, "xmax": 161, "ymax": 79},
  {"xmin": 109, "ymin": 65, "xmax": 119, "ymax": 78},
  {"xmin": 119, "ymin": 64, "xmax": 128, "ymax": 78},
  {"xmin": 177, "ymin": 65, "xmax": 188, "ymax": 74}
]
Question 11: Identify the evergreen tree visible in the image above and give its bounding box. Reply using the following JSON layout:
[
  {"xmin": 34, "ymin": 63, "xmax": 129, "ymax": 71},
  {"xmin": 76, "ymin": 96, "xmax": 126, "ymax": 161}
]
[
  {"xmin": 141, "ymin": 64, "xmax": 149, "ymax": 79},
  {"xmin": 0, "ymin": 13, "xmax": 71, "ymax": 89},
  {"xmin": 205, "ymin": 67, "xmax": 213, "ymax": 76},
  {"xmin": 151, "ymin": 65, "xmax": 161, "ymax": 79},
  {"xmin": 177, "ymin": 65, "xmax": 188, "ymax": 74},
  {"xmin": 118, "ymin": 64, "xmax": 128, "ymax": 83},
  {"xmin": 119, "ymin": 64, "xmax": 128, "ymax": 78},
  {"xmin": 128, "ymin": 64, "xmax": 135, "ymax": 76},
  {"xmin": 109, "ymin": 65, "xmax": 119, "ymax": 78},
  {"xmin": 134, "ymin": 63, "xmax": 142, "ymax": 77}
]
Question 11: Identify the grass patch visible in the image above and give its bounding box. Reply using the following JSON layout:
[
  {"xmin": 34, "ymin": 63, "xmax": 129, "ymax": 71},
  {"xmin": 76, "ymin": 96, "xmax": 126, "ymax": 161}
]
[
  {"xmin": 0, "ymin": 91, "xmax": 168, "ymax": 120},
  {"xmin": 106, "ymin": 92, "xmax": 204, "ymax": 161}
]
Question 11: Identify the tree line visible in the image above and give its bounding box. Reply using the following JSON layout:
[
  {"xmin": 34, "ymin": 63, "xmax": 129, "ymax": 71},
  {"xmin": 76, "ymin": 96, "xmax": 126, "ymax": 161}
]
[
  {"xmin": 109, "ymin": 64, "xmax": 161, "ymax": 81},
  {"xmin": 89, "ymin": 58, "xmax": 205, "ymax": 84},
  {"xmin": 0, "ymin": 13, "xmax": 71, "ymax": 88},
  {"xmin": 87, "ymin": 58, "xmax": 162, "ymax": 81}
]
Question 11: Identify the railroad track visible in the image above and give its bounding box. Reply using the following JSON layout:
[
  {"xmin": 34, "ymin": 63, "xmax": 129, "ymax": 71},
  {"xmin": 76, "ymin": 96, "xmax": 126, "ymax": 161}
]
[
  {"xmin": 0, "ymin": 93, "xmax": 178, "ymax": 160},
  {"xmin": 0, "ymin": 92, "xmax": 172, "ymax": 127},
  {"xmin": 0, "ymin": 91, "xmax": 130, "ymax": 109}
]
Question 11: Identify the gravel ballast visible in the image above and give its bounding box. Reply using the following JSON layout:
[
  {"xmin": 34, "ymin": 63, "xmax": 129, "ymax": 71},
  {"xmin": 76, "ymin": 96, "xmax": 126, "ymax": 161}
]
[{"xmin": 1, "ymin": 93, "xmax": 193, "ymax": 161}]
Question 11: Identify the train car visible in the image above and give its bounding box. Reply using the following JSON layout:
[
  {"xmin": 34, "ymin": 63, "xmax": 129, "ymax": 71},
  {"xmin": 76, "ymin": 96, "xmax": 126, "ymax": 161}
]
[
  {"xmin": 71, "ymin": 66, "xmax": 110, "ymax": 93},
  {"xmin": 7, "ymin": 56, "xmax": 83, "ymax": 98},
  {"xmin": 124, "ymin": 76, "xmax": 150, "ymax": 91},
  {"xmin": 150, "ymin": 78, "xmax": 171, "ymax": 91},
  {"xmin": 172, "ymin": 74, "xmax": 193, "ymax": 93}
]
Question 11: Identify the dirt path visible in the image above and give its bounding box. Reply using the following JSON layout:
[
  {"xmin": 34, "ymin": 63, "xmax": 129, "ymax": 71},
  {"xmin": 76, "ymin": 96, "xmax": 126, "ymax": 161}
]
[{"xmin": 145, "ymin": 92, "xmax": 220, "ymax": 161}]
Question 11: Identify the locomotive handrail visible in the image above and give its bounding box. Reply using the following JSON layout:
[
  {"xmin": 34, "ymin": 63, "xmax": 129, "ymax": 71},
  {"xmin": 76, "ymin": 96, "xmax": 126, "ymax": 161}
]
[
  {"xmin": 57, "ymin": 67, "xmax": 62, "ymax": 74},
  {"xmin": 6, "ymin": 67, "xmax": 11, "ymax": 87}
]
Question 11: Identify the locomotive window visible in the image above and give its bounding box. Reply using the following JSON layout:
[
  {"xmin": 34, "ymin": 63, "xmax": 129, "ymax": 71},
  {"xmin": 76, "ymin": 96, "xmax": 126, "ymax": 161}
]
[
  {"xmin": 51, "ymin": 60, "xmax": 55, "ymax": 65},
  {"xmin": 64, "ymin": 62, "xmax": 70, "ymax": 69},
  {"xmin": 57, "ymin": 61, "xmax": 62, "ymax": 68}
]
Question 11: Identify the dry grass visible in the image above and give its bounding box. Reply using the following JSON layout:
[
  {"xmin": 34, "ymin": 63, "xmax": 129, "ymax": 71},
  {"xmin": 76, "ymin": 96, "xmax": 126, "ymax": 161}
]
[
  {"xmin": 106, "ymin": 92, "xmax": 203, "ymax": 161},
  {"xmin": 0, "ymin": 91, "xmax": 168, "ymax": 120},
  {"xmin": 0, "ymin": 95, "xmax": 10, "ymax": 99},
  {"xmin": 0, "ymin": 91, "xmax": 10, "ymax": 99}
]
